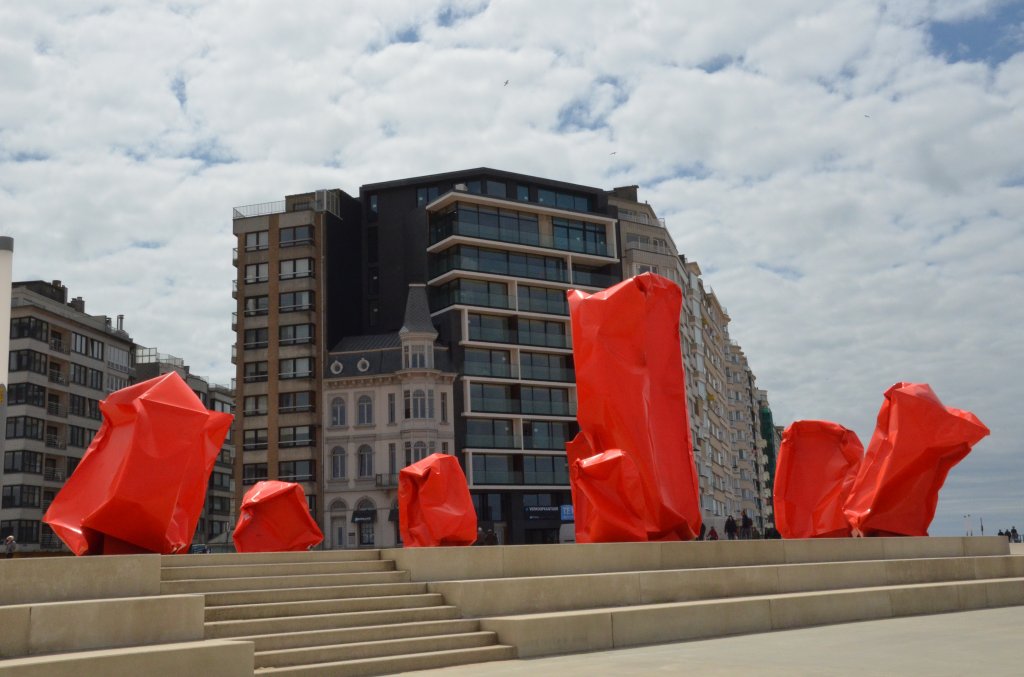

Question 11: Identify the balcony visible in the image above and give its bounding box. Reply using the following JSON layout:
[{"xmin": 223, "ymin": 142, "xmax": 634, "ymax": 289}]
[
  {"xmin": 522, "ymin": 437, "xmax": 571, "ymax": 451},
  {"xmin": 467, "ymin": 327, "xmax": 515, "ymax": 344},
  {"xmin": 473, "ymin": 469, "xmax": 524, "ymax": 485},
  {"xmin": 234, "ymin": 200, "xmax": 286, "ymax": 219},
  {"xmin": 48, "ymin": 370, "xmax": 67, "ymax": 385},
  {"xmin": 571, "ymin": 269, "xmax": 618, "ymax": 289},
  {"xmin": 375, "ymin": 473, "xmax": 399, "ymax": 488},
  {"xmin": 465, "ymin": 433, "xmax": 519, "ymax": 449},
  {"xmin": 517, "ymin": 331, "xmax": 570, "ymax": 349},
  {"xmin": 521, "ymin": 400, "xmax": 576, "ymax": 417},
  {"xmin": 47, "ymin": 402, "xmax": 67, "ymax": 418},
  {"xmin": 49, "ymin": 338, "xmax": 70, "ymax": 354},
  {"xmin": 464, "ymin": 362, "xmax": 514, "ymax": 379},
  {"xmin": 517, "ymin": 297, "xmax": 569, "ymax": 316},
  {"xmin": 45, "ymin": 435, "xmax": 67, "ymax": 450},
  {"xmin": 520, "ymin": 365, "xmax": 575, "ymax": 382},
  {"xmin": 231, "ymin": 312, "xmax": 238, "ymax": 330},
  {"xmin": 43, "ymin": 467, "xmax": 67, "ymax": 482}
]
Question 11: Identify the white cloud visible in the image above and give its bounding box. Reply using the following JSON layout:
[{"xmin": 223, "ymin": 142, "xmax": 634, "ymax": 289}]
[{"xmin": 0, "ymin": 0, "xmax": 1021, "ymax": 535}]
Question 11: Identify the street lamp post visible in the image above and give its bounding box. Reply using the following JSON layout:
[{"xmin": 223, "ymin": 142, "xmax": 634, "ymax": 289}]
[{"xmin": 963, "ymin": 513, "xmax": 972, "ymax": 537}]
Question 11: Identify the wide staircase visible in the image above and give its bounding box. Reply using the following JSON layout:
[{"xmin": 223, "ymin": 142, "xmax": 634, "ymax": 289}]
[
  {"xmin": 2, "ymin": 537, "xmax": 1021, "ymax": 675},
  {"xmin": 159, "ymin": 549, "xmax": 515, "ymax": 675}
]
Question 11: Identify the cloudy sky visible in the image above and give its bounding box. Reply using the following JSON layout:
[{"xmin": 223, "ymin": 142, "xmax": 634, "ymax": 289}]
[{"xmin": 2, "ymin": 1, "xmax": 1021, "ymax": 535}]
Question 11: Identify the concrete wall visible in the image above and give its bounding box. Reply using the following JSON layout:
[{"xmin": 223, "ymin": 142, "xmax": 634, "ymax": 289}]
[{"xmin": 0, "ymin": 554, "xmax": 160, "ymax": 605}]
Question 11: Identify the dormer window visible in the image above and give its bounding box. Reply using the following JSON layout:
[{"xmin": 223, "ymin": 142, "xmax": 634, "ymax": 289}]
[{"xmin": 403, "ymin": 343, "xmax": 429, "ymax": 369}]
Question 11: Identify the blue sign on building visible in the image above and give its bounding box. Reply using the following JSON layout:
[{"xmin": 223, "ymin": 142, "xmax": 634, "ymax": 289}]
[{"xmin": 560, "ymin": 504, "xmax": 574, "ymax": 522}]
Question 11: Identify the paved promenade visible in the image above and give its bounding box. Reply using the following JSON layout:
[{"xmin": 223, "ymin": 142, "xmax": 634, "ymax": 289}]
[{"xmin": 407, "ymin": 606, "xmax": 1024, "ymax": 676}]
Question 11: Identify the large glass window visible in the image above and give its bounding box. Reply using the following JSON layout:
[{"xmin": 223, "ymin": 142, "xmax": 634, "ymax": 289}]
[
  {"xmin": 10, "ymin": 317, "xmax": 49, "ymax": 341},
  {"xmin": 279, "ymin": 324, "xmax": 314, "ymax": 345},
  {"xmin": 243, "ymin": 429, "xmax": 268, "ymax": 450},
  {"xmin": 552, "ymin": 217, "xmax": 608, "ymax": 256},
  {"xmin": 244, "ymin": 295, "xmax": 269, "ymax": 316},
  {"xmin": 279, "ymin": 391, "xmax": 313, "ymax": 413},
  {"xmin": 471, "ymin": 454, "xmax": 517, "ymax": 484},
  {"xmin": 523, "ymin": 420, "xmax": 577, "ymax": 450},
  {"xmin": 279, "ymin": 357, "xmax": 313, "ymax": 379},
  {"xmin": 8, "ymin": 383, "xmax": 46, "ymax": 407},
  {"xmin": 242, "ymin": 463, "xmax": 268, "ymax": 485},
  {"xmin": 6, "ymin": 416, "xmax": 45, "ymax": 440},
  {"xmin": 244, "ymin": 361, "xmax": 268, "ymax": 382},
  {"xmin": 469, "ymin": 383, "xmax": 514, "ymax": 413},
  {"xmin": 279, "ymin": 426, "xmax": 314, "ymax": 448},
  {"xmin": 244, "ymin": 327, "xmax": 269, "ymax": 349},
  {"xmin": 244, "ymin": 262, "xmax": 269, "ymax": 283},
  {"xmin": 518, "ymin": 319, "xmax": 568, "ymax": 348},
  {"xmin": 243, "ymin": 395, "xmax": 267, "ymax": 415},
  {"xmin": 429, "ymin": 244, "xmax": 567, "ymax": 284},
  {"xmin": 521, "ymin": 386, "xmax": 572, "ymax": 416},
  {"xmin": 432, "ymin": 279, "xmax": 509, "ymax": 310},
  {"xmin": 416, "ymin": 186, "xmax": 439, "ymax": 207},
  {"xmin": 466, "ymin": 418, "xmax": 515, "ymax": 448},
  {"xmin": 520, "ymin": 352, "xmax": 573, "ymax": 382},
  {"xmin": 9, "ymin": 350, "xmax": 47, "ymax": 375},
  {"xmin": 468, "ymin": 313, "xmax": 513, "ymax": 344},
  {"xmin": 429, "ymin": 204, "xmax": 539, "ymax": 248},
  {"xmin": 4, "ymin": 450, "xmax": 43, "ymax": 473},
  {"xmin": 464, "ymin": 348, "xmax": 511, "ymax": 377},
  {"xmin": 2, "ymin": 485, "xmax": 41, "ymax": 508},
  {"xmin": 403, "ymin": 389, "xmax": 433, "ymax": 419},
  {"xmin": 517, "ymin": 285, "xmax": 569, "ymax": 315},
  {"xmin": 404, "ymin": 440, "xmax": 429, "ymax": 465}
]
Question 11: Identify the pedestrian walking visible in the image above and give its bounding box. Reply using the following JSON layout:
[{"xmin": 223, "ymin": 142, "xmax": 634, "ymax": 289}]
[
  {"xmin": 724, "ymin": 515, "xmax": 737, "ymax": 540},
  {"xmin": 740, "ymin": 510, "xmax": 753, "ymax": 540},
  {"xmin": 4, "ymin": 535, "xmax": 15, "ymax": 559}
]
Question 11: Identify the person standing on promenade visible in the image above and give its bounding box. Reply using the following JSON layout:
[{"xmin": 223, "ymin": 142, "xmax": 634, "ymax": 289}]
[
  {"xmin": 4, "ymin": 535, "xmax": 15, "ymax": 558},
  {"xmin": 740, "ymin": 510, "xmax": 753, "ymax": 540},
  {"xmin": 707, "ymin": 526, "xmax": 719, "ymax": 540},
  {"xmin": 724, "ymin": 515, "xmax": 737, "ymax": 540}
]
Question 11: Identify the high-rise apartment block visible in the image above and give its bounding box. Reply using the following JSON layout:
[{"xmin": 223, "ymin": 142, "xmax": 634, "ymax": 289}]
[
  {"xmin": 231, "ymin": 168, "xmax": 778, "ymax": 545},
  {"xmin": 1, "ymin": 281, "xmax": 134, "ymax": 551}
]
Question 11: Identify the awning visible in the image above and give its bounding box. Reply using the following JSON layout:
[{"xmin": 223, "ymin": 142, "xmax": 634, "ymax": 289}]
[{"xmin": 351, "ymin": 509, "xmax": 377, "ymax": 523}]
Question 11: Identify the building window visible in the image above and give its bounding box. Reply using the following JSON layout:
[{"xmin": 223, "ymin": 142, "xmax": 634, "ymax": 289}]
[
  {"xmin": 331, "ymin": 446, "xmax": 347, "ymax": 479},
  {"xmin": 440, "ymin": 393, "xmax": 448, "ymax": 423},
  {"xmin": 280, "ymin": 258, "xmax": 314, "ymax": 279},
  {"xmin": 279, "ymin": 459, "xmax": 315, "ymax": 481},
  {"xmin": 244, "ymin": 327, "xmax": 269, "ymax": 349},
  {"xmin": 485, "ymin": 180, "xmax": 507, "ymax": 198},
  {"xmin": 516, "ymin": 184, "xmax": 530, "ymax": 201},
  {"xmin": 357, "ymin": 396, "xmax": 373, "ymax": 425},
  {"xmin": 416, "ymin": 186, "xmax": 439, "ymax": 207},
  {"xmin": 5, "ymin": 416, "xmax": 45, "ymax": 440},
  {"xmin": 244, "ymin": 262, "xmax": 269, "ymax": 283},
  {"xmin": 244, "ymin": 361, "xmax": 269, "ymax": 383},
  {"xmin": 389, "ymin": 443, "xmax": 397, "ymax": 474},
  {"xmin": 4, "ymin": 450, "xmax": 42, "ymax": 474},
  {"xmin": 243, "ymin": 429, "xmax": 268, "ymax": 451},
  {"xmin": 245, "ymin": 295, "xmax": 269, "ymax": 316},
  {"xmin": 280, "ymin": 225, "xmax": 313, "ymax": 247},
  {"xmin": 8, "ymin": 383, "xmax": 46, "ymax": 407},
  {"xmin": 2, "ymin": 485, "xmax": 41, "ymax": 508},
  {"xmin": 244, "ymin": 231, "xmax": 269, "ymax": 251},
  {"xmin": 243, "ymin": 395, "xmax": 267, "ymax": 415},
  {"xmin": 388, "ymin": 393, "xmax": 396, "ymax": 424},
  {"xmin": 279, "ymin": 391, "xmax": 313, "ymax": 413},
  {"xmin": 331, "ymin": 397, "xmax": 346, "ymax": 426},
  {"xmin": 368, "ymin": 194, "xmax": 379, "ymax": 219},
  {"xmin": 0, "ymin": 520, "xmax": 39, "ymax": 544},
  {"xmin": 9, "ymin": 350, "xmax": 48, "ymax": 375},
  {"xmin": 279, "ymin": 426, "xmax": 314, "ymax": 448},
  {"xmin": 280, "ymin": 290, "xmax": 314, "ymax": 312},
  {"xmin": 242, "ymin": 463, "xmax": 268, "ymax": 485},
  {"xmin": 279, "ymin": 357, "xmax": 314, "ymax": 379},
  {"xmin": 279, "ymin": 324, "xmax": 314, "ymax": 345},
  {"xmin": 403, "ymin": 344, "xmax": 428, "ymax": 369},
  {"xmin": 10, "ymin": 317, "xmax": 49, "ymax": 340},
  {"xmin": 358, "ymin": 445, "xmax": 374, "ymax": 477},
  {"xmin": 71, "ymin": 332, "xmax": 88, "ymax": 354},
  {"xmin": 404, "ymin": 389, "xmax": 428, "ymax": 419}
]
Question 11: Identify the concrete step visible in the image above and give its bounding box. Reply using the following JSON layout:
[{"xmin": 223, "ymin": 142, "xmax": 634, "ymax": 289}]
[
  {"xmin": 237, "ymin": 619, "xmax": 483, "ymax": 652},
  {"xmin": 480, "ymin": 576, "xmax": 1024, "ymax": 658},
  {"xmin": 205, "ymin": 605, "xmax": 462, "ymax": 639},
  {"xmin": 161, "ymin": 559, "xmax": 395, "ymax": 581},
  {"xmin": 429, "ymin": 554, "xmax": 1024, "ymax": 617},
  {"xmin": 162, "ymin": 570, "xmax": 411, "ymax": 595},
  {"xmin": 0, "ymin": 639, "xmax": 254, "ymax": 677},
  {"xmin": 252, "ymin": 644, "xmax": 517, "ymax": 677},
  {"xmin": 162, "ymin": 550, "xmax": 382, "ymax": 567},
  {"xmin": 206, "ymin": 593, "xmax": 446, "ymax": 622},
  {"xmin": 255, "ymin": 631, "xmax": 500, "ymax": 668},
  {"xmin": 203, "ymin": 582, "xmax": 428, "ymax": 607}
]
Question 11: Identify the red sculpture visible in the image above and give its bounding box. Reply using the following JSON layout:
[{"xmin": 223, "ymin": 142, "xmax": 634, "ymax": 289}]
[
  {"xmin": 233, "ymin": 481, "xmax": 323, "ymax": 552},
  {"xmin": 773, "ymin": 421, "xmax": 863, "ymax": 539},
  {"xmin": 567, "ymin": 273, "xmax": 701, "ymax": 542},
  {"xmin": 399, "ymin": 453, "xmax": 477, "ymax": 547},
  {"xmin": 844, "ymin": 382, "xmax": 990, "ymax": 537},
  {"xmin": 43, "ymin": 372, "xmax": 232, "ymax": 555},
  {"xmin": 569, "ymin": 449, "xmax": 649, "ymax": 542}
]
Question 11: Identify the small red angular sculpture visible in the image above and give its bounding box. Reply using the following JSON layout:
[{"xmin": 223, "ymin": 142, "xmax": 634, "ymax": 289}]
[
  {"xmin": 773, "ymin": 421, "xmax": 864, "ymax": 539},
  {"xmin": 399, "ymin": 453, "xmax": 476, "ymax": 547},
  {"xmin": 43, "ymin": 371, "xmax": 233, "ymax": 555},
  {"xmin": 567, "ymin": 273, "xmax": 701, "ymax": 542},
  {"xmin": 233, "ymin": 481, "xmax": 323, "ymax": 552},
  {"xmin": 570, "ymin": 449, "xmax": 649, "ymax": 542},
  {"xmin": 844, "ymin": 382, "xmax": 990, "ymax": 537}
]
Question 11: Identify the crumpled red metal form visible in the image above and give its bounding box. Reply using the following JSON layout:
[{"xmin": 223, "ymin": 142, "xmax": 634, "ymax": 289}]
[
  {"xmin": 773, "ymin": 421, "xmax": 864, "ymax": 539},
  {"xmin": 43, "ymin": 372, "xmax": 233, "ymax": 555},
  {"xmin": 399, "ymin": 453, "xmax": 477, "ymax": 547},
  {"xmin": 567, "ymin": 273, "xmax": 701, "ymax": 542},
  {"xmin": 843, "ymin": 382, "xmax": 990, "ymax": 537},
  {"xmin": 233, "ymin": 481, "xmax": 323, "ymax": 552},
  {"xmin": 570, "ymin": 449, "xmax": 649, "ymax": 542}
]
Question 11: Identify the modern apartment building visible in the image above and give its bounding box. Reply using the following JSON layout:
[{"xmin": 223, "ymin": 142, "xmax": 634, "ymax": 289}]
[
  {"xmin": 134, "ymin": 348, "xmax": 236, "ymax": 546},
  {"xmin": 1, "ymin": 281, "xmax": 135, "ymax": 551},
  {"xmin": 231, "ymin": 189, "xmax": 361, "ymax": 527}
]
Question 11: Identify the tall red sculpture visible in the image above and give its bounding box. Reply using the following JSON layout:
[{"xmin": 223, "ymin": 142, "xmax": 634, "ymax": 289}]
[
  {"xmin": 567, "ymin": 273, "xmax": 701, "ymax": 542},
  {"xmin": 773, "ymin": 421, "xmax": 863, "ymax": 539},
  {"xmin": 844, "ymin": 382, "xmax": 990, "ymax": 536},
  {"xmin": 43, "ymin": 372, "xmax": 232, "ymax": 555},
  {"xmin": 399, "ymin": 453, "xmax": 477, "ymax": 547},
  {"xmin": 233, "ymin": 481, "xmax": 323, "ymax": 552}
]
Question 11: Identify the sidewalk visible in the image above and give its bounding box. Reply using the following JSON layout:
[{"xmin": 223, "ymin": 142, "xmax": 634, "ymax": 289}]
[{"xmin": 406, "ymin": 606, "xmax": 1024, "ymax": 676}]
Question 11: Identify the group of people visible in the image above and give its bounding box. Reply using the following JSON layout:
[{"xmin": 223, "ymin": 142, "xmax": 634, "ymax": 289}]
[
  {"xmin": 698, "ymin": 510, "xmax": 762, "ymax": 541},
  {"xmin": 997, "ymin": 527, "xmax": 1019, "ymax": 543}
]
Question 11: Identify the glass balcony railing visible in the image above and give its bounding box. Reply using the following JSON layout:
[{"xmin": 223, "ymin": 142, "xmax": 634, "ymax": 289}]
[
  {"xmin": 571, "ymin": 269, "xmax": 619, "ymax": 289},
  {"xmin": 465, "ymin": 433, "xmax": 519, "ymax": 449},
  {"xmin": 464, "ymin": 362, "xmax": 514, "ymax": 378},
  {"xmin": 521, "ymin": 400, "xmax": 576, "ymax": 416},
  {"xmin": 517, "ymin": 297, "xmax": 569, "ymax": 315},
  {"xmin": 517, "ymin": 331, "xmax": 570, "ymax": 348},
  {"xmin": 468, "ymin": 327, "xmax": 515, "ymax": 344},
  {"xmin": 520, "ymin": 366, "xmax": 575, "ymax": 382},
  {"xmin": 470, "ymin": 397, "xmax": 519, "ymax": 414},
  {"xmin": 522, "ymin": 436, "xmax": 571, "ymax": 451},
  {"xmin": 473, "ymin": 469, "xmax": 525, "ymax": 485}
]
